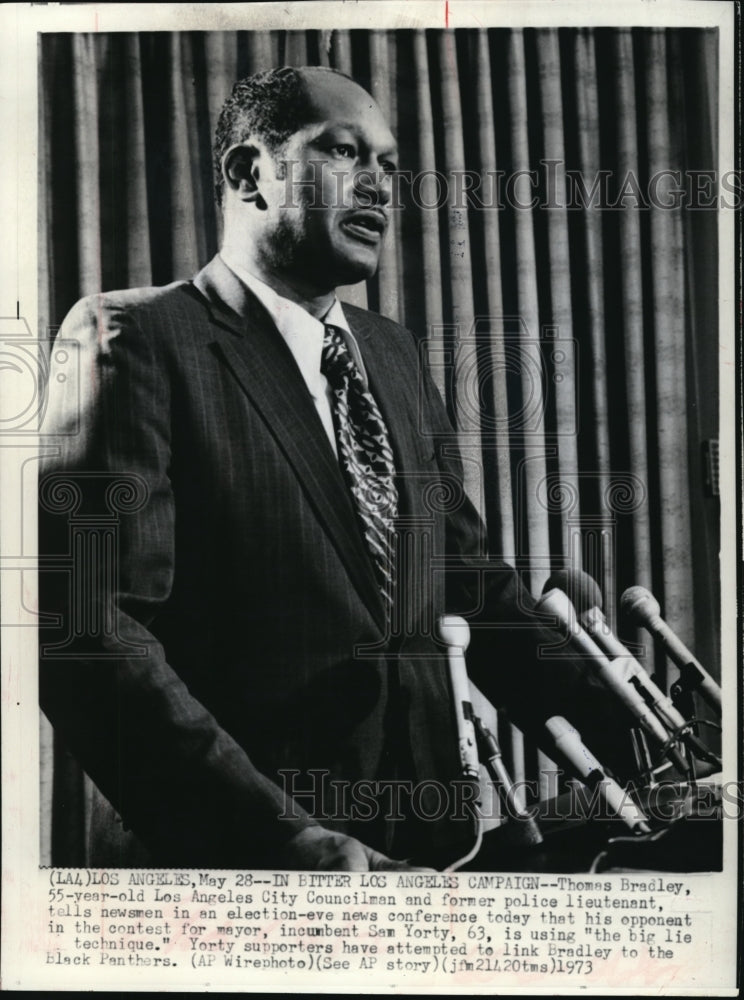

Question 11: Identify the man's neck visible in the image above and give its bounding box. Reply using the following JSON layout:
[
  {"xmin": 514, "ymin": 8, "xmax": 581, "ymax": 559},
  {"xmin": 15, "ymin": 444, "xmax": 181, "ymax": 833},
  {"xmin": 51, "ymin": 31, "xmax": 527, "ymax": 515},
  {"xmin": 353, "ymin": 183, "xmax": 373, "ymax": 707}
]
[{"xmin": 220, "ymin": 245, "xmax": 335, "ymax": 320}]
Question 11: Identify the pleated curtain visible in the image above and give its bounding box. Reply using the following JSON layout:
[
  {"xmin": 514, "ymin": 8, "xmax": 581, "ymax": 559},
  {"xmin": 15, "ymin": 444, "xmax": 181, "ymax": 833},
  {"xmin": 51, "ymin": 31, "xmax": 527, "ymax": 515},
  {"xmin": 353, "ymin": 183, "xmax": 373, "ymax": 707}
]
[{"xmin": 38, "ymin": 28, "xmax": 720, "ymax": 864}]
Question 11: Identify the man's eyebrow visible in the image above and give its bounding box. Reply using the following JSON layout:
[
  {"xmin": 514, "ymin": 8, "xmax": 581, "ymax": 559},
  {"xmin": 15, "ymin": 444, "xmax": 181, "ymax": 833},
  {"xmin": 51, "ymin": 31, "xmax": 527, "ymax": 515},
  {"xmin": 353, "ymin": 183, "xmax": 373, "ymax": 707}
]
[{"xmin": 312, "ymin": 121, "xmax": 366, "ymax": 133}]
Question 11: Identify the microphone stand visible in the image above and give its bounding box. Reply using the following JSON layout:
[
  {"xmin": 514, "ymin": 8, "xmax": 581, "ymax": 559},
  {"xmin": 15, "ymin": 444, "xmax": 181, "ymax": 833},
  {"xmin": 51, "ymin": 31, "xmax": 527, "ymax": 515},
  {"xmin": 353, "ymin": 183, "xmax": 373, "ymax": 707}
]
[
  {"xmin": 444, "ymin": 710, "xmax": 544, "ymax": 871},
  {"xmin": 627, "ymin": 675, "xmax": 721, "ymax": 772},
  {"xmin": 471, "ymin": 714, "xmax": 544, "ymax": 848}
]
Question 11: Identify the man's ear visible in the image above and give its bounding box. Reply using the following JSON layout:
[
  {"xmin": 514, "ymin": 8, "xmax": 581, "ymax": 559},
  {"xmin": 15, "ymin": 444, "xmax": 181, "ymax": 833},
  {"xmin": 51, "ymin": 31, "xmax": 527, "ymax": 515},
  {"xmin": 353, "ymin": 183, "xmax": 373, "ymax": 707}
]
[{"xmin": 221, "ymin": 142, "xmax": 267, "ymax": 204}]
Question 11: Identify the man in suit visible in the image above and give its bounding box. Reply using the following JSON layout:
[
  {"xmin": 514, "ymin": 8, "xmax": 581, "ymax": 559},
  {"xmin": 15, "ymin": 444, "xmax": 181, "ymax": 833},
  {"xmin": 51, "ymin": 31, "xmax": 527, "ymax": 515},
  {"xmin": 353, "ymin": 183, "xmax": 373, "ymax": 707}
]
[{"xmin": 39, "ymin": 66, "xmax": 633, "ymax": 871}]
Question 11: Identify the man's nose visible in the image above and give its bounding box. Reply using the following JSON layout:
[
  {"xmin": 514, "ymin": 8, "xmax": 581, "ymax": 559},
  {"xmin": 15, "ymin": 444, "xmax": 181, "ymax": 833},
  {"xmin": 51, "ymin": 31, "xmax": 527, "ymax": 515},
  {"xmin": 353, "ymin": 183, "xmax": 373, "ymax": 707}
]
[{"xmin": 352, "ymin": 165, "xmax": 392, "ymax": 207}]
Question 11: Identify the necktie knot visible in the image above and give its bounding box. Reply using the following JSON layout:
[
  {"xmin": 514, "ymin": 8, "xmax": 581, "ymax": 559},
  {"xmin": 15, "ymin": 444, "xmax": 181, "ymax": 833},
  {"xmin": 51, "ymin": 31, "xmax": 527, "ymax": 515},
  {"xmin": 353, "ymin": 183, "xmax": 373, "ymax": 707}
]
[{"xmin": 321, "ymin": 324, "xmax": 356, "ymax": 385}]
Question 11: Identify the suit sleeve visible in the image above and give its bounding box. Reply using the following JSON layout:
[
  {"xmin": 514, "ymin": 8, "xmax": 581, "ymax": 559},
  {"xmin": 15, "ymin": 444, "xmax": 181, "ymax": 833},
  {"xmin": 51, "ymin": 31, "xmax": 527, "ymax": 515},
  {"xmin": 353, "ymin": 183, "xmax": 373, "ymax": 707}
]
[
  {"xmin": 39, "ymin": 295, "xmax": 317, "ymax": 867},
  {"xmin": 419, "ymin": 363, "xmax": 638, "ymax": 781}
]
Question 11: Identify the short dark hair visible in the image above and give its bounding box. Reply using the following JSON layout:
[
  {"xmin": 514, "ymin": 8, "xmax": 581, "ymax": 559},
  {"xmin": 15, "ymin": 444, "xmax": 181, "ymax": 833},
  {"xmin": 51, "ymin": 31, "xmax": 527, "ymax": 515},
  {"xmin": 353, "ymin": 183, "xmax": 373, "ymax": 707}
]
[{"xmin": 213, "ymin": 65, "xmax": 354, "ymax": 207}]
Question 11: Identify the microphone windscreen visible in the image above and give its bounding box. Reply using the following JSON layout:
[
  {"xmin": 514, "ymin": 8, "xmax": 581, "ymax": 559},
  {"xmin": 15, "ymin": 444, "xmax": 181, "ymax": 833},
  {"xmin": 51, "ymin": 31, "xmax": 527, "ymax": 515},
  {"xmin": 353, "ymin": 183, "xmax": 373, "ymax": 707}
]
[
  {"xmin": 620, "ymin": 586, "xmax": 661, "ymax": 625},
  {"xmin": 543, "ymin": 568, "xmax": 602, "ymax": 614}
]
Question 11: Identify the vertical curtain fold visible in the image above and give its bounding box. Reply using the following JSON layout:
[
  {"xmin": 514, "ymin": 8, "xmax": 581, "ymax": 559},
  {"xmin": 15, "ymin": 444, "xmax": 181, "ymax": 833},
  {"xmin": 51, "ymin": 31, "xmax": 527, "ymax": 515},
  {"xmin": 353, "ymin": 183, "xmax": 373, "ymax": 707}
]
[
  {"xmin": 72, "ymin": 34, "xmax": 102, "ymax": 297},
  {"xmin": 535, "ymin": 28, "xmax": 580, "ymax": 569},
  {"xmin": 644, "ymin": 30, "xmax": 694, "ymax": 688},
  {"xmin": 167, "ymin": 36, "xmax": 201, "ymax": 278},
  {"xmin": 330, "ymin": 30, "xmax": 352, "ymax": 76},
  {"xmin": 614, "ymin": 31, "xmax": 653, "ymax": 601},
  {"xmin": 573, "ymin": 30, "xmax": 615, "ymax": 612},
  {"xmin": 241, "ymin": 29, "xmax": 277, "ymax": 75},
  {"xmin": 369, "ymin": 32, "xmax": 401, "ymax": 324},
  {"xmin": 412, "ymin": 31, "xmax": 446, "ymax": 398},
  {"xmin": 473, "ymin": 30, "xmax": 515, "ymax": 564},
  {"xmin": 613, "ymin": 30, "xmax": 656, "ymax": 667},
  {"xmin": 123, "ymin": 36, "xmax": 153, "ymax": 288},
  {"xmin": 436, "ymin": 31, "xmax": 484, "ymax": 522},
  {"xmin": 673, "ymin": 30, "xmax": 720, "ymax": 683},
  {"xmin": 507, "ymin": 30, "xmax": 549, "ymax": 596}
]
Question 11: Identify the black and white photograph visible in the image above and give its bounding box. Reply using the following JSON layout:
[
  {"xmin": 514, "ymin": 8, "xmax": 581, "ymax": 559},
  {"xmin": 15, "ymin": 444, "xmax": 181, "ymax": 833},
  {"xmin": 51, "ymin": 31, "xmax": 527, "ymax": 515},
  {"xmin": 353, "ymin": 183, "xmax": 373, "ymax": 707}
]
[{"xmin": 1, "ymin": 1, "xmax": 739, "ymax": 993}]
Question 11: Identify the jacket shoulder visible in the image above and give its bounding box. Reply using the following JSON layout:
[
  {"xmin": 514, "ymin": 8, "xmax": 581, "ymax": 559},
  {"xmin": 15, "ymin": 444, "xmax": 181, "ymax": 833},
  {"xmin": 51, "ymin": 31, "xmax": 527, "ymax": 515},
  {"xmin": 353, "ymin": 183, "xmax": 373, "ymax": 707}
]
[
  {"xmin": 57, "ymin": 280, "xmax": 207, "ymax": 356},
  {"xmin": 63, "ymin": 279, "xmax": 197, "ymax": 325}
]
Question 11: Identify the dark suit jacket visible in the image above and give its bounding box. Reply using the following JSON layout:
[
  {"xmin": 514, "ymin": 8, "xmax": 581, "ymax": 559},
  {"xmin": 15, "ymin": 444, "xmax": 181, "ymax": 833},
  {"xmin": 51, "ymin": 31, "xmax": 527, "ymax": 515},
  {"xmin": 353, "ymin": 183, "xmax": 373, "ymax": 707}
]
[{"xmin": 39, "ymin": 255, "xmax": 632, "ymax": 869}]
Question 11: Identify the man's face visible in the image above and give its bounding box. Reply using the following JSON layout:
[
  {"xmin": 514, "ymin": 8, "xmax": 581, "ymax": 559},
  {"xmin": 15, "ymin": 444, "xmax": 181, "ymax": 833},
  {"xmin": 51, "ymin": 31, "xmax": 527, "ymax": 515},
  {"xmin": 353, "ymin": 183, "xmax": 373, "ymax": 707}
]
[{"xmin": 254, "ymin": 72, "xmax": 398, "ymax": 294}]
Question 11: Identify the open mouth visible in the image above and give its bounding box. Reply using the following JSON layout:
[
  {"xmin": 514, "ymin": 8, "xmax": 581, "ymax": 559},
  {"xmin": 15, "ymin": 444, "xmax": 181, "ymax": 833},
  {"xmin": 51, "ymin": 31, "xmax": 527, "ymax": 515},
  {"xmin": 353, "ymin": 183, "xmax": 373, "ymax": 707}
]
[{"xmin": 340, "ymin": 211, "xmax": 387, "ymax": 245}]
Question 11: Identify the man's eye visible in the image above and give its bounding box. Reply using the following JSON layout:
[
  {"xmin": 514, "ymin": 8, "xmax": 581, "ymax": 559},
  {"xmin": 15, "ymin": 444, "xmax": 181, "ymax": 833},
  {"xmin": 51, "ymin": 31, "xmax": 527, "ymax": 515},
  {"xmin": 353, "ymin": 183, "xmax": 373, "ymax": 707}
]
[
  {"xmin": 332, "ymin": 144, "xmax": 356, "ymax": 158},
  {"xmin": 380, "ymin": 160, "xmax": 397, "ymax": 174}
]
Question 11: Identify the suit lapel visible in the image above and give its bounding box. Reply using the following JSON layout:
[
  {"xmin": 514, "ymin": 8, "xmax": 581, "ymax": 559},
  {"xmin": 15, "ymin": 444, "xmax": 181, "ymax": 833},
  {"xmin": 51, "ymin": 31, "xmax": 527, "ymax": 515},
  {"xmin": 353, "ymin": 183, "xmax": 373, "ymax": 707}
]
[{"xmin": 191, "ymin": 257, "xmax": 386, "ymax": 630}]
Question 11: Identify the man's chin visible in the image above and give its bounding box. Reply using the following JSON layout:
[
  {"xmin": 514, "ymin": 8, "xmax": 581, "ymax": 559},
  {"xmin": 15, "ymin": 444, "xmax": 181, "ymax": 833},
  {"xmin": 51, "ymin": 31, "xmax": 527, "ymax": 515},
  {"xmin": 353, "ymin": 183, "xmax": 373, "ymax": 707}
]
[{"xmin": 326, "ymin": 253, "xmax": 380, "ymax": 288}]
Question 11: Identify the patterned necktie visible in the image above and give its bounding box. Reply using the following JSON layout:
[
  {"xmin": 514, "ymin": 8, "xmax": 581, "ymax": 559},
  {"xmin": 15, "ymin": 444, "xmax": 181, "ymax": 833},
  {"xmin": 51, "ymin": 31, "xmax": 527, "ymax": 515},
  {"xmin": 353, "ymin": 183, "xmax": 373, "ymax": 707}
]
[{"xmin": 321, "ymin": 324, "xmax": 398, "ymax": 619}]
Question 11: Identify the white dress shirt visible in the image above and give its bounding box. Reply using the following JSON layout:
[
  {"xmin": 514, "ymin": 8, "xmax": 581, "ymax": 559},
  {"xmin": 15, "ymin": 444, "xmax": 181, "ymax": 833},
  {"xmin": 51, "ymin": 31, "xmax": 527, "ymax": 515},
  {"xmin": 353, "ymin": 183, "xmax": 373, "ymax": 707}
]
[{"xmin": 220, "ymin": 253, "xmax": 368, "ymax": 457}]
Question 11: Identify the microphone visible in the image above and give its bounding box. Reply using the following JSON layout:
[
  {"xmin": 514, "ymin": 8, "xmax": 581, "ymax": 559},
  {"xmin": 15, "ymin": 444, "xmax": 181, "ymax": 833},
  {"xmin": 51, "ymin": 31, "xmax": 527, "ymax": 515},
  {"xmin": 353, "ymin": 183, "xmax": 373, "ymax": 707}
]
[
  {"xmin": 438, "ymin": 615, "xmax": 480, "ymax": 782},
  {"xmin": 438, "ymin": 617, "xmax": 543, "ymax": 851},
  {"xmin": 545, "ymin": 716, "xmax": 651, "ymax": 834},
  {"xmin": 535, "ymin": 583, "xmax": 688, "ymax": 772},
  {"xmin": 620, "ymin": 586, "xmax": 722, "ymax": 716},
  {"xmin": 550, "ymin": 569, "xmax": 716, "ymax": 764}
]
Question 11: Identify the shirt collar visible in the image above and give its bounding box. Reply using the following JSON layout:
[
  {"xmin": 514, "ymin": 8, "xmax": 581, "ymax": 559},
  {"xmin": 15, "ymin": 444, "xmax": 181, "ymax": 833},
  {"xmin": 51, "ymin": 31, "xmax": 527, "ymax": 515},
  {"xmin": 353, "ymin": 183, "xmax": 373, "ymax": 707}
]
[
  {"xmin": 219, "ymin": 252, "xmax": 366, "ymax": 385},
  {"xmin": 219, "ymin": 252, "xmax": 349, "ymax": 334}
]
